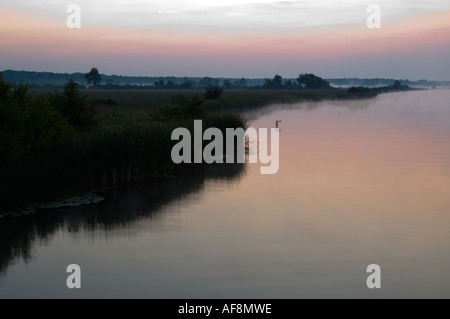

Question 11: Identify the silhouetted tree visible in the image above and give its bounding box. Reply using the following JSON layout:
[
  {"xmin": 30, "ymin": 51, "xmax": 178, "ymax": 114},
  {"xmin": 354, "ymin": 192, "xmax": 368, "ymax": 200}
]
[
  {"xmin": 223, "ymin": 80, "xmax": 232, "ymax": 88},
  {"xmin": 376, "ymin": 80, "xmax": 411, "ymax": 93},
  {"xmin": 179, "ymin": 80, "xmax": 193, "ymax": 89},
  {"xmin": 297, "ymin": 73, "xmax": 332, "ymax": 89},
  {"xmin": 273, "ymin": 74, "xmax": 283, "ymax": 87},
  {"xmin": 263, "ymin": 74, "xmax": 283, "ymax": 89},
  {"xmin": 205, "ymin": 85, "xmax": 223, "ymax": 100},
  {"xmin": 50, "ymin": 79, "xmax": 96, "ymax": 129},
  {"xmin": 263, "ymin": 79, "xmax": 274, "ymax": 88},
  {"xmin": 0, "ymin": 76, "xmax": 74, "ymax": 162},
  {"xmin": 154, "ymin": 79, "xmax": 165, "ymax": 87},
  {"xmin": 199, "ymin": 77, "xmax": 214, "ymax": 87},
  {"xmin": 84, "ymin": 67, "xmax": 102, "ymax": 86},
  {"xmin": 0, "ymin": 73, "xmax": 11, "ymax": 102},
  {"xmin": 233, "ymin": 78, "xmax": 247, "ymax": 88},
  {"xmin": 166, "ymin": 80, "xmax": 176, "ymax": 89}
]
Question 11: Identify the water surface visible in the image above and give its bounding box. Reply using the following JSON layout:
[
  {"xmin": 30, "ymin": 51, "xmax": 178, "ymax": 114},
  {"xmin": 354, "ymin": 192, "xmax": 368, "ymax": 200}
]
[{"xmin": 1, "ymin": 90, "xmax": 450, "ymax": 298}]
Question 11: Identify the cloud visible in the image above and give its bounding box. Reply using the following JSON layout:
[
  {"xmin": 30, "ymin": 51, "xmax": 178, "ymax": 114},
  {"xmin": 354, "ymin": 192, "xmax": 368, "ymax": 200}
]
[{"xmin": 2, "ymin": 0, "xmax": 450, "ymax": 30}]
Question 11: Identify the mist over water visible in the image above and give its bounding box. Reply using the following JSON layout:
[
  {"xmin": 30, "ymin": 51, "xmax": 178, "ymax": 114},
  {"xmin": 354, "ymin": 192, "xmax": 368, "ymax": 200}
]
[{"xmin": 1, "ymin": 90, "xmax": 450, "ymax": 298}]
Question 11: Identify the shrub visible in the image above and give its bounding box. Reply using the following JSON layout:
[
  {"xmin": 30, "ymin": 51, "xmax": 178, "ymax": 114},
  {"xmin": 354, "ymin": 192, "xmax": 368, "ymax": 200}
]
[
  {"xmin": 0, "ymin": 78, "xmax": 74, "ymax": 163},
  {"xmin": 204, "ymin": 85, "xmax": 223, "ymax": 100},
  {"xmin": 49, "ymin": 79, "xmax": 97, "ymax": 129},
  {"xmin": 162, "ymin": 94, "xmax": 206, "ymax": 119}
]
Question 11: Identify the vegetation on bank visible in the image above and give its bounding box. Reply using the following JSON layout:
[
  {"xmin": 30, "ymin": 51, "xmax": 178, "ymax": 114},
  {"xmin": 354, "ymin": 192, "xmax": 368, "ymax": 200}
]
[
  {"xmin": 0, "ymin": 67, "xmax": 416, "ymax": 210},
  {"xmin": 85, "ymin": 86, "xmax": 382, "ymax": 119},
  {"xmin": 0, "ymin": 73, "xmax": 245, "ymax": 209},
  {"xmin": 346, "ymin": 80, "xmax": 415, "ymax": 97}
]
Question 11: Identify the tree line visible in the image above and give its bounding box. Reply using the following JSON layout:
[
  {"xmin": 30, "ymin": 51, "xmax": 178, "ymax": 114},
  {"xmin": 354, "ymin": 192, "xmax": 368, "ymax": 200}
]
[
  {"xmin": 263, "ymin": 73, "xmax": 332, "ymax": 89},
  {"xmin": 1, "ymin": 69, "xmax": 338, "ymax": 90}
]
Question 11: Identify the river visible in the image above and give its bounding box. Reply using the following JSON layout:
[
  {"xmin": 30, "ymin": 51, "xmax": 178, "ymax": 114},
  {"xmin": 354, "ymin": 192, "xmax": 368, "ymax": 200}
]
[{"xmin": 1, "ymin": 90, "xmax": 450, "ymax": 298}]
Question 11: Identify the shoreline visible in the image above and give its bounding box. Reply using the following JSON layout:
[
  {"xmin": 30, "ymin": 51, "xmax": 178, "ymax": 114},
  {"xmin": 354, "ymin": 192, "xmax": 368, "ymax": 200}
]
[{"xmin": 1, "ymin": 85, "xmax": 418, "ymax": 211}]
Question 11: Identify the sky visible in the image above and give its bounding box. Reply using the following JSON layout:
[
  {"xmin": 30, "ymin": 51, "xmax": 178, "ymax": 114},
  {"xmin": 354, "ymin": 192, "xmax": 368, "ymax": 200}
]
[{"xmin": 1, "ymin": 0, "xmax": 449, "ymax": 79}]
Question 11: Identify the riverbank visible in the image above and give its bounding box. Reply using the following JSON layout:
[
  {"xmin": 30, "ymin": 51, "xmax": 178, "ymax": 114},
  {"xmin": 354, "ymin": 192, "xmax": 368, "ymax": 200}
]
[
  {"xmin": 0, "ymin": 78, "xmax": 247, "ymax": 210},
  {"xmin": 84, "ymin": 88, "xmax": 378, "ymax": 123},
  {"xmin": 1, "ymin": 80, "xmax": 414, "ymax": 211}
]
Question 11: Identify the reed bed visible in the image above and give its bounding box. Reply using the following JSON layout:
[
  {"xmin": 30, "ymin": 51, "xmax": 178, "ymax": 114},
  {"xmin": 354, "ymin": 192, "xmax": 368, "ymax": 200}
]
[{"xmin": 0, "ymin": 114, "xmax": 246, "ymax": 210}]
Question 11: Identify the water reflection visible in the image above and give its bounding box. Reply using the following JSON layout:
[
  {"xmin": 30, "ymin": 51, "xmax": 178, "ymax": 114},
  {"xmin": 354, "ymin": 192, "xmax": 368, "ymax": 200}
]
[
  {"xmin": 0, "ymin": 163, "xmax": 246, "ymax": 275},
  {"xmin": 2, "ymin": 90, "xmax": 450, "ymax": 298}
]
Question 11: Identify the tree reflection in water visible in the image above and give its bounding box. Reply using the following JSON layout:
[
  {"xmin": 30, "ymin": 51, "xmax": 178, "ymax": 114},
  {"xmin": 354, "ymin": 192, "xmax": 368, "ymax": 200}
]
[{"xmin": 0, "ymin": 163, "xmax": 246, "ymax": 275}]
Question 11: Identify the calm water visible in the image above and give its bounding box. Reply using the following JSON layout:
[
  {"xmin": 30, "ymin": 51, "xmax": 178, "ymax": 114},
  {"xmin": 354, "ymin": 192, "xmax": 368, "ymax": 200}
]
[{"xmin": 1, "ymin": 90, "xmax": 450, "ymax": 298}]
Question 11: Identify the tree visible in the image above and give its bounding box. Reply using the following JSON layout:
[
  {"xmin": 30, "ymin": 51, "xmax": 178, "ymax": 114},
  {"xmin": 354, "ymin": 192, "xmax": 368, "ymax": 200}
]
[
  {"xmin": 179, "ymin": 80, "xmax": 193, "ymax": 89},
  {"xmin": 154, "ymin": 79, "xmax": 165, "ymax": 87},
  {"xmin": 198, "ymin": 77, "xmax": 214, "ymax": 87},
  {"xmin": 273, "ymin": 74, "xmax": 283, "ymax": 87},
  {"xmin": 393, "ymin": 80, "xmax": 401, "ymax": 88},
  {"xmin": 205, "ymin": 85, "xmax": 223, "ymax": 100},
  {"xmin": 263, "ymin": 74, "xmax": 283, "ymax": 89},
  {"xmin": 297, "ymin": 73, "xmax": 332, "ymax": 89},
  {"xmin": 233, "ymin": 78, "xmax": 247, "ymax": 88},
  {"xmin": 0, "ymin": 73, "xmax": 11, "ymax": 102},
  {"xmin": 50, "ymin": 79, "xmax": 96, "ymax": 129},
  {"xmin": 84, "ymin": 67, "xmax": 102, "ymax": 86},
  {"xmin": 0, "ymin": 76, "xmax": 74, "ymax": 162},
  {"xmin": 284, "ymin": 79, "xmax": 295, "ymax": 88},
  {"xmin": 223, "ymin": 80, "xmax": 232, "ymax": 88}
]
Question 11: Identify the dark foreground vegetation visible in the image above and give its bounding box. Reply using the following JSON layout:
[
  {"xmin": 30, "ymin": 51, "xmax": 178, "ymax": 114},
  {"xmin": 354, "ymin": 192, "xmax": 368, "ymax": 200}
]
[{"xmin": 0, "ymin": 74, "xmax": 245, "ymax": 210}]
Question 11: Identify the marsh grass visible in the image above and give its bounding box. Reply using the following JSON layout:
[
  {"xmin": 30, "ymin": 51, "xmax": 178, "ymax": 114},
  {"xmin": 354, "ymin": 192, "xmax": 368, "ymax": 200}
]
[
  {"xmin": 85, "ymin": 88, "xmax": 376, "ymax": 116},
  {"xmin": 204, "ymin": 89, "xmax": 377, "ymax": 112},
  {"xmin": 0, "ymin": 114, "xmax": 246, "ymax": 210}
]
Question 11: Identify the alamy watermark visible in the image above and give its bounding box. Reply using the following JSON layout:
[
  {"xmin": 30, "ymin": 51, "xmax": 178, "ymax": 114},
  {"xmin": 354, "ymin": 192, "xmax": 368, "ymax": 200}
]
[
  {"xmin": 66, "ymin": 264, "xmax": 81, "ymax": 288},
  {"xmin": 367, "ymin": 4, "xmax": 381, "ymax": 29},
  {"xmin": 171, "ymin": 120, "xmax": 280, "ymax": 175},
  {"xmin": 66, "ymin": 4, "xmax": 81, "ymax": 29},
  {"xmin": 65, "ymin": 263, "xmax": 380, "ymax": 290},
  {"xmin": 366, "ymin": 264, "xmax": 381, "ymax": 289}
]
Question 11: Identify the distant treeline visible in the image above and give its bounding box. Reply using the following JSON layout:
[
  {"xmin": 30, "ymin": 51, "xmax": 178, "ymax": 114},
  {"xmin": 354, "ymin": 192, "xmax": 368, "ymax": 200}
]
[
  {"xmin": 347, "ymin": 80, "xmax": 414, "ymax": 96},
  {"xmin": 2, "ymin": 70, "xmax": 447, "ymax": 89},
  {"xmin": 329, "ymin": 77, "xmax": 448, "ymax": 88},
  {"xmin": 1, "ymin": 70, "xmax": 257, "ymax": 89}
]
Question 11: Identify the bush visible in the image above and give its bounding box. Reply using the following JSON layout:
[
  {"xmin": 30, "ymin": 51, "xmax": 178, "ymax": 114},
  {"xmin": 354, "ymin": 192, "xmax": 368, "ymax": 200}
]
[
  {"xmin": 297, "ymin": 73, "xmax": 332, "ymax": 89},
  {"xmin": 0, "ymin": 76, "xmax": 74, "ymax": 163},
  {"xmin": 49, "ymin": 79, "xmax": 97, "ymax": 129},
  {"xmin": 0, "ymin": 74, "xmax": 11, "ymax": 102},
  {"xmin": 162, "ymin": 94, "xmax": 206, "ymax": 119},
  {"xmin": 204, "ymin": 85, "xmax": 223, "ymax": 100}
]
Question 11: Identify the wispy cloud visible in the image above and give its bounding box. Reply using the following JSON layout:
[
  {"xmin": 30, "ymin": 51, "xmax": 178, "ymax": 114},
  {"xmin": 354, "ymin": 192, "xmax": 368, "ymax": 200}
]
[{"xmin": 2, "ymin": 0, "xmax": 450, "ymax": 30}]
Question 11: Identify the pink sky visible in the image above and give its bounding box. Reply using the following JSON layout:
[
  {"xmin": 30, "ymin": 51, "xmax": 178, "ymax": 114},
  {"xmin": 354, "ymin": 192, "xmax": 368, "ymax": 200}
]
[{"xmin": 1, "ymin": 5, "xmax": 449, "ymax": 79}]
